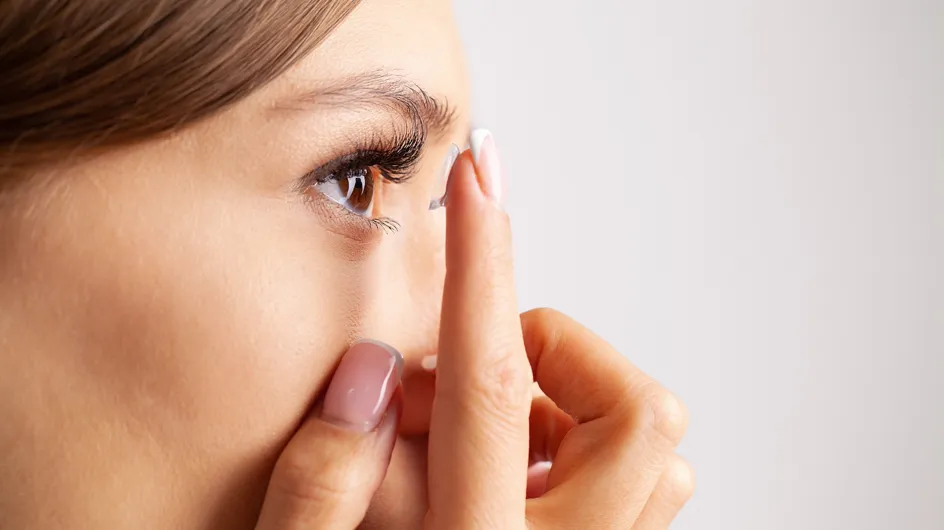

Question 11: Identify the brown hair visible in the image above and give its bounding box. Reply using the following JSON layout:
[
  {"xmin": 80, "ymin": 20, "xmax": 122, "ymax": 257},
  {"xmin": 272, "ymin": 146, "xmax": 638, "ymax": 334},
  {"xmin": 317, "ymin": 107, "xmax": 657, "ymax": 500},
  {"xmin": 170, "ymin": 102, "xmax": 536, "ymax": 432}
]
[{"xmin": 0, "ymin": 0, "xmax": 358, "ymax": 181}]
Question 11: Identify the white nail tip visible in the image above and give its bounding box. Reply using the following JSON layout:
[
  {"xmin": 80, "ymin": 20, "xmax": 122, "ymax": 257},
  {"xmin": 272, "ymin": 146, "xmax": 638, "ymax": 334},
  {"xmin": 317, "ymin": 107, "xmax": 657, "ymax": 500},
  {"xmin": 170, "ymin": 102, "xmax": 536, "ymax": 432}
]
[
  {"xmin": 469, "ymin": 128, "xmax": 502, "ymax": 204},
  {"xmin": 470, "ymin": 129, "xmax": 491, "ymax": 165}
]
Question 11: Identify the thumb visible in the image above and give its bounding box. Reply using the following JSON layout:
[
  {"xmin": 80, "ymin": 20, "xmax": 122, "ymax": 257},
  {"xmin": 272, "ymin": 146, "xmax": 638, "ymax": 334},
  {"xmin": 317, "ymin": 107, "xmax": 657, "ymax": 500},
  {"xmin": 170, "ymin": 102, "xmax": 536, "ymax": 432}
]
[{"xmin": 255, "ymin": 340, "xmax": 404, "ymax": 530}]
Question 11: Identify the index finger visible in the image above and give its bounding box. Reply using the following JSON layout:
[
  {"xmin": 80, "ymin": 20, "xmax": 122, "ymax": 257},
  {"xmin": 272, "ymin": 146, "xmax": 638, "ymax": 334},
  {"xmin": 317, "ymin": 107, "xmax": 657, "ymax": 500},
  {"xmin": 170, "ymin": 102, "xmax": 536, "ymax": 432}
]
[{"xmin": 427, "ymin": 130, "xmax": 532, "ymax": 528}]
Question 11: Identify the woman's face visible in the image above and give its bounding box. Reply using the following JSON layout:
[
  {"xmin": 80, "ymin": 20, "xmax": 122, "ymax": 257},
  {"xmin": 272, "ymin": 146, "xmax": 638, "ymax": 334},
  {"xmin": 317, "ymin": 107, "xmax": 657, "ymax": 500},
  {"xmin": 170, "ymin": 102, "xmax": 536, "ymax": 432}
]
[{"xmin": 0, "ymin": 1, "xmax": 468, "ymax": 528}]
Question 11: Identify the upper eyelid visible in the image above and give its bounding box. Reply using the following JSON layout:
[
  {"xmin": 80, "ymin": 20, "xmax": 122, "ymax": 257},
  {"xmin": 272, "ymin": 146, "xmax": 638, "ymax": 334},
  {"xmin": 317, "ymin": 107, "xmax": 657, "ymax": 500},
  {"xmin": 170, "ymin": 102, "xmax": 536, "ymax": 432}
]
[{"xmin": 294, "ymin": 128, "xmax": 426, "ymax": 193}]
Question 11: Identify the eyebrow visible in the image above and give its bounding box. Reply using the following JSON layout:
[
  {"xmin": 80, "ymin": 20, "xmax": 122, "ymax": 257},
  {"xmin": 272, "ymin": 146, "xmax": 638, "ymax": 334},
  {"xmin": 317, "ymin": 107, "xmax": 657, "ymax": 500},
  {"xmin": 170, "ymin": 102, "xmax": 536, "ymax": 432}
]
[{"xmin": 272, "ymin": 71, "xmax": 458, "ymax": 140}]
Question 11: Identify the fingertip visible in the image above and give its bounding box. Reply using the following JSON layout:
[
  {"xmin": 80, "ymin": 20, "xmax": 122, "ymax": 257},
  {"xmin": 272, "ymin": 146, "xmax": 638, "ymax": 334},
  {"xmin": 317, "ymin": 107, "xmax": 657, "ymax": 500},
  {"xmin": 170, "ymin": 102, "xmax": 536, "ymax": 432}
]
[
  {"xmin": 353, "ymin": 338, "xmax": 404, "ymax": 379},
  {"xmin": 443, "ymin": 152, "xmax": 496, "ymax": 266},
  {"xmin": 420, "ymin": 354, "xmax": 438, "ymax": 372},
  {"xmin": 441, "ymin": 129, "xmax": 502, "ymax": 208},
  {"xmin": 470, "ymin": 129, "xmax": 490, "ymax": 164},
  {"xmin": 666, "ymin": 454, "xmax": 695, "ymax": 500},
  {"xmin": 255, "ymin": 361, "xmax": 402, "ymax": 530},
  {"xmin": 443, "ymin": 150, "xmax": 480, "ymax": 211},
  {"xmin": 320, "ymin": 340, "xmax": 403, "ymax": 433}
]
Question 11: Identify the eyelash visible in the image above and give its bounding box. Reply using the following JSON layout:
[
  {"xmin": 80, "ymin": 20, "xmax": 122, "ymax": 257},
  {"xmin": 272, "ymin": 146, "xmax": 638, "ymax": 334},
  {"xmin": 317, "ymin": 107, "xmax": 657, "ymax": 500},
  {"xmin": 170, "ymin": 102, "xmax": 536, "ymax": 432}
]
[{"xmin": 296, "ymin": 128, "xmax": 424, "ymax": 233}]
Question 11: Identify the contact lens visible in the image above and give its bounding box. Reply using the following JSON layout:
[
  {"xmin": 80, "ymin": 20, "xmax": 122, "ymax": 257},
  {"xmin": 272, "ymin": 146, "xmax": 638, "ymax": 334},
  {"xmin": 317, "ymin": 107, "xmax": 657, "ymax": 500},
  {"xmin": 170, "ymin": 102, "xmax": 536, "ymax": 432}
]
[{"xmin": 428, "ymin": 143, "xmax": 460, "ymax": 210}]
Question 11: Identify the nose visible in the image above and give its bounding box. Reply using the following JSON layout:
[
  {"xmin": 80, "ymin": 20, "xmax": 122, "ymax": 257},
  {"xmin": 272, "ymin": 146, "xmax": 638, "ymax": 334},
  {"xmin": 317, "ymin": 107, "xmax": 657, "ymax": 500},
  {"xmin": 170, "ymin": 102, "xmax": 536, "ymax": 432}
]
[
  {"xmin": 363, "ymin": 253, "xmax": 444, "ymax": 369},
  {"xmin": 360, "ymin": 203, "xmax": 446, "ymax": 359},
  {"xmin": 355, "ymin": 213, "xmax": 446, "ymax": 435}
]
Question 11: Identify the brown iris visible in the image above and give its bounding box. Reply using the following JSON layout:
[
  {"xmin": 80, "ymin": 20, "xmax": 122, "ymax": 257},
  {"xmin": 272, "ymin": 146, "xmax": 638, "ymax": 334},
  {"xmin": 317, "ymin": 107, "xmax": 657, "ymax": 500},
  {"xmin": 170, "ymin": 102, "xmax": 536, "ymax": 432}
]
[{"xmin": 317, "ymin": 167, "xmax": 377, "ymax": 216}]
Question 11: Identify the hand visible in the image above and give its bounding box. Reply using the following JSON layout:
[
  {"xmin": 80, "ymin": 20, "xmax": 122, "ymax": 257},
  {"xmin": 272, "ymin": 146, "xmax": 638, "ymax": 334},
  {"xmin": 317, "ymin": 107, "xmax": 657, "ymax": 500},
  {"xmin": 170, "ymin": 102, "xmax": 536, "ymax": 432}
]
[
  {"xmin": 254, "ymin": 340, "xmax": 404, "ymax": 530},
  {"xmin": 427, "ymin": 130, "xmax": 694, "ymax": 529},
  {"xmin": 251, "ymin": 129, "xmax": 693, "ymax": 530}
]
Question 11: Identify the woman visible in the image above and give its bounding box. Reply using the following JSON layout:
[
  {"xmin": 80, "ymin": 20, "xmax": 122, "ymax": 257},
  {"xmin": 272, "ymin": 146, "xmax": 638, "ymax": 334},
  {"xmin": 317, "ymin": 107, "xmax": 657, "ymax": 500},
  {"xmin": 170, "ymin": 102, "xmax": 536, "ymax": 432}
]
[{"xmin": 0, "ymin": 0, "xmax": 692, "ymax": 528}]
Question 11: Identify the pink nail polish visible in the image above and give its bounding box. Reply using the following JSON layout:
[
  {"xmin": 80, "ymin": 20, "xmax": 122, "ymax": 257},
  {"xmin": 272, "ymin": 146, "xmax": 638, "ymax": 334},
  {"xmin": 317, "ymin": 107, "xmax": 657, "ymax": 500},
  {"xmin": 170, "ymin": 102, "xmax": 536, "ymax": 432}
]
[{"xmin": 321, "ymin": 340, "xmax": 403, "ymax": 432}]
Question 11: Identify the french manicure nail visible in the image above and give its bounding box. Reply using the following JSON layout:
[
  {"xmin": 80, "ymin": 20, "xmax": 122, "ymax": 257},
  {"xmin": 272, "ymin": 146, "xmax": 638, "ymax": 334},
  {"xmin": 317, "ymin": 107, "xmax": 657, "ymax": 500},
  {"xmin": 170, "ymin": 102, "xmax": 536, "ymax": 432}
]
[
  {"xmin": 321, "ymin": 340, "xmax": 403, "ymax": 432},
  {"xmin": 470, "ymin": 129, "xmax": 502, "ymax": 205}
]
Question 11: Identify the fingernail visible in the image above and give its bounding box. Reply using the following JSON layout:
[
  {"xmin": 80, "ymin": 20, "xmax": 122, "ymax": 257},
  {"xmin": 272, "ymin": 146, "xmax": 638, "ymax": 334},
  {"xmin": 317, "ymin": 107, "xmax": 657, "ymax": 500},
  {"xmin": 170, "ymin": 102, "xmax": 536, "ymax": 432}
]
[
  {"xmin": 420, "ymin": 355, "xmax": 438, "ymax": 372},
  {"xmin": 321, "ymin": 340, "xmax": 404, "ymax": 432},
  {"xmin": 470, "ymin": 129, "xmax": 502, "ymax": 204},
  {"xmin": 429, "ymin": 144, "xmax": 460, "ymax": 210}
]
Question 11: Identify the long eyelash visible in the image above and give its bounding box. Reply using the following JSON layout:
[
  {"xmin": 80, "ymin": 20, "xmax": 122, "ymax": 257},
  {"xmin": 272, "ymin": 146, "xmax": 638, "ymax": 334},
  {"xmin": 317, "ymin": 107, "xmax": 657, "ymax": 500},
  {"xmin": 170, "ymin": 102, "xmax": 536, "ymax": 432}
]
[
  {"xmin": 297, "ymin": 124, "xmax": 425, "ymax": 192},
  {"xmin": 295, "ymin": 125, "xmax": 423, "ymax": 234},
  {"xmin": 349, "ymin": 124, "xmax": 425, "ymax": 183},
  {"xmin": 367, "ymin": 217, "xmax": 402, "ymax": 233}
]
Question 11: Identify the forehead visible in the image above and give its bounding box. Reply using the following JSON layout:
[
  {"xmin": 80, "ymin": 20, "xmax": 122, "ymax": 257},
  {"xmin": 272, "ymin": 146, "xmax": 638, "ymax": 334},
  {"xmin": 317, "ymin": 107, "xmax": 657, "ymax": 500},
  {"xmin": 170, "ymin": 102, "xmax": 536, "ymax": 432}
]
[{"xmin": 271, "ymin": 0, "xmax": 469, "ymax": 115}]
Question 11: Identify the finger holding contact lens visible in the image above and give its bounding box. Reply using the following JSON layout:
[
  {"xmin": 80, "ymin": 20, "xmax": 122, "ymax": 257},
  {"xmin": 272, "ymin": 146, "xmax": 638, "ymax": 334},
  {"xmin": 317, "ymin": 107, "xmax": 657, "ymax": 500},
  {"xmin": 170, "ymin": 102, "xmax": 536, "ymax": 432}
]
[{"xmin": 429, "ymin": 143, "xmax": 460, "ymax": 210}]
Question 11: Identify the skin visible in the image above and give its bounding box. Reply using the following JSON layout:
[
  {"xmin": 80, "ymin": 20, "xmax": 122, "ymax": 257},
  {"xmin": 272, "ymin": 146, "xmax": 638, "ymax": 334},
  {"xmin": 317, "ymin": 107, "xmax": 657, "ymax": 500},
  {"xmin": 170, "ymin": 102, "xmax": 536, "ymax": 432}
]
[
  {"xmin": 254, "ymin": 142, "xmax": 695, "ymax": 529},
  {"xmin": 0, "ymin": 0, "xmax": 693, "ymax": 528}
]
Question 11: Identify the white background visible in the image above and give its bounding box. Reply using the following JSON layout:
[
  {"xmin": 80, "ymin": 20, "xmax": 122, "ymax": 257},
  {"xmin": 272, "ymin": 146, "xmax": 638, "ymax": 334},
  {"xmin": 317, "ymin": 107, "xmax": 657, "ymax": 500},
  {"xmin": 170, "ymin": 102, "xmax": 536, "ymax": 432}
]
[{"xmin": 454, "ymin": 1, "xmax": 943, "ymax": 528}]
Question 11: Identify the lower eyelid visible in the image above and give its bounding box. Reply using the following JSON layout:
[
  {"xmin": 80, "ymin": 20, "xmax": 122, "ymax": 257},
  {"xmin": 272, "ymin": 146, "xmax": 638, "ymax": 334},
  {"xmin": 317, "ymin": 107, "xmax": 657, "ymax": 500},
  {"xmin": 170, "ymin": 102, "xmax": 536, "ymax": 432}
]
[
  {"xmin": 303, "ymin": 192, "xmax": 389, "ymax": 243},
  {"xmin": 301, "ymin": 175, "xmax": 401, "ymax": 240}
]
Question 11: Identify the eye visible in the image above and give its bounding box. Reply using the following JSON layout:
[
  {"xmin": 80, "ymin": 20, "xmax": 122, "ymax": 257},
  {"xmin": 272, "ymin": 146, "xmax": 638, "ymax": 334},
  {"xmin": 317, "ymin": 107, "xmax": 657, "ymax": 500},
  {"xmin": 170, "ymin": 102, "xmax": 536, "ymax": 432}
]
[{"xmin": 314, "ymin": 167, "xmax": 378, "ymax": 217}]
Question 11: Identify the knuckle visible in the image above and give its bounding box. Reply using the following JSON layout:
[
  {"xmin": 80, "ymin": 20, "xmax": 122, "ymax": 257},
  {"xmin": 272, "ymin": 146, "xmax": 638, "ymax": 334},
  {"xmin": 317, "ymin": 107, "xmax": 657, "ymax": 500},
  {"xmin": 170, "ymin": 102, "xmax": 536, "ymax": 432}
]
[
  {"xmin": 438, "ymin": 338, "xmax": 533, "ymax": 427},
  {"xmin": 271, "ymin": 449, "xmax": 367, "ymax": 508},
  {"xmin": 665, "ymin": 455, "xmax": 696, "ymax": 502},
  {"xmin": 524, "ymin": 306, "xmax": 568, "ymax": 325},
  {"xmin": 520, "ymin": 307, "xmax": 571, "ymax": 367},
  {"xmin": 470, "ymin": 345, "xmax": 533, "ymax": 414},
  {"xmin": 521, "ymin": 308, "xmax": 570, "ymax": 343},
  {"xmin": 621, "ymin": 382, "xmax": 688, "ymax": 445},
  {"xmin": 650, "ymin": 389, "xmax": 689, "ymax": 443}
]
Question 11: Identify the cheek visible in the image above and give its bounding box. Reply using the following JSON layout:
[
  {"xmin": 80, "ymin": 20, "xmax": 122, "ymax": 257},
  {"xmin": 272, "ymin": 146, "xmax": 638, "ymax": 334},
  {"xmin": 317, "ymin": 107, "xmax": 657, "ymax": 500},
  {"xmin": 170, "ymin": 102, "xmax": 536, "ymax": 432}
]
[
  {"xmin": 21, "ymin": 177, "xmax": 368, "ymax": 522},
  {"xmin": 98, "ymin": 198, "xmax": 361, "ymax": 444}
]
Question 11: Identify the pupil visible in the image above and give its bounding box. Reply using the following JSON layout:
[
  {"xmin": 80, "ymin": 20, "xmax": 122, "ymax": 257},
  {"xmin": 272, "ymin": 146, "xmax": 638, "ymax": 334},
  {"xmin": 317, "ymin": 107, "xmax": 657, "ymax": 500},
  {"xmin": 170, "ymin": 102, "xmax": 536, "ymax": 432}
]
[{"xmin": 345, "ymin": 169, "xmax": 372, "ymax": 211}]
